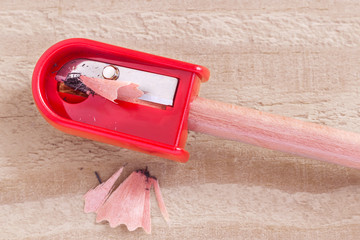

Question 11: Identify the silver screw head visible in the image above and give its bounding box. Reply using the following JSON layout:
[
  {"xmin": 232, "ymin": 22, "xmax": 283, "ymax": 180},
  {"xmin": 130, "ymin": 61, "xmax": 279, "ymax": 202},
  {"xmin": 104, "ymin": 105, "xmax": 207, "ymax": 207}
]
[{"xmin": 102, "ymin": 65, "xmax": 119, "ymax": 80}]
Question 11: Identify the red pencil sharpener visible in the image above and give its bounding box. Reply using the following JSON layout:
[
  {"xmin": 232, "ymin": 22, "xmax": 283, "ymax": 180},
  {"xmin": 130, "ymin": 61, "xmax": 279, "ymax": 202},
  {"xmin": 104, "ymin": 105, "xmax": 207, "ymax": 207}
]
[{"xmin": 32, "ymin": 39, "xmax": 209, "ymax": 162}]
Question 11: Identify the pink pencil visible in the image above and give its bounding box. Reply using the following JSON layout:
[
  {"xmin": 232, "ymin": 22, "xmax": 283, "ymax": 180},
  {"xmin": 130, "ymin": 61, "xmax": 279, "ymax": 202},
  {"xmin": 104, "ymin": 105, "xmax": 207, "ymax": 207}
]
[{"xmin": 77, "ymin": 75, "xmax": 360, "ymax": 169}]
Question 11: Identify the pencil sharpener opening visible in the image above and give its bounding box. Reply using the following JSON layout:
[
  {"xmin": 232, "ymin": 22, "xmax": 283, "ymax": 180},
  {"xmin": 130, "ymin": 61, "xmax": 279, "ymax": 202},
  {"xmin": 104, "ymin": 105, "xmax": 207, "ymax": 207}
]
[{"xmin": 32, "ymin": 38, "xmax": 209, "ymax": 162}]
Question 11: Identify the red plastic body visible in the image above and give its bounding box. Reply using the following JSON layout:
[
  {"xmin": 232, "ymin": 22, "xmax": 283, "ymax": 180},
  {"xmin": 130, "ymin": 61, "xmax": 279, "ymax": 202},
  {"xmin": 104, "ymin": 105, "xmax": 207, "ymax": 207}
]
[{"xmin": 32, "ymin": 38, "xmax": 209, "ymax": 162}]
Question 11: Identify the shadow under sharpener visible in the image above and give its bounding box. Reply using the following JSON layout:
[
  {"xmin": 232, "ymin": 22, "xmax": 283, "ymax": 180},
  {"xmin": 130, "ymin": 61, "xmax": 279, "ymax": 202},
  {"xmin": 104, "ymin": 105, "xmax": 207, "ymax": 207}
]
[{"xmin": 32, "ymin": 38, "xmax": 210, "ymax": 162}]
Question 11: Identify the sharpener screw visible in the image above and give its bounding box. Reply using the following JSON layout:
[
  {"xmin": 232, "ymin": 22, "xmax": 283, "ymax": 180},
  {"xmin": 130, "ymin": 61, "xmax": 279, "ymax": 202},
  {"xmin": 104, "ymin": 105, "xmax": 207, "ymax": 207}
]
[{"xmin": 103, "ymin": 65, "xmax": 119, "ymax": 80}]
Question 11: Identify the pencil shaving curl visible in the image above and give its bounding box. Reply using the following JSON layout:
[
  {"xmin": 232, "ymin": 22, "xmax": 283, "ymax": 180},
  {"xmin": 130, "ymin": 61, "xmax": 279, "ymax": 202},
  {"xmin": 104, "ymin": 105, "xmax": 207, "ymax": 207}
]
[
  {"xmin": 79, "ymin": 75, "xmax": 144, "ymax": 103},
  {"xmin": 83, "ymin": 167, "xmax": 124, "ymax": 213},
  {"xmin": 84, "ymin": 167, "xmax": 169, "ymax": 234}
]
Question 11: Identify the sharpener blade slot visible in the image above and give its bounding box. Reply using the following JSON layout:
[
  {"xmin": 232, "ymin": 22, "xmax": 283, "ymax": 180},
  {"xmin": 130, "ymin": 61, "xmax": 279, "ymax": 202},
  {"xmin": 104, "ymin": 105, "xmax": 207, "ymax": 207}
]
[{"xmin": 55, "ymin": 59, "xmax": 178, "ymax": 106}]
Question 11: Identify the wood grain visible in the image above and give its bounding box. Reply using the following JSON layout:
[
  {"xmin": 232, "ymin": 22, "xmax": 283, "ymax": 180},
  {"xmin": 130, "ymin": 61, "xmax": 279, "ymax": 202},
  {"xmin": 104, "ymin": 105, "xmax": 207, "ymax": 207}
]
[
  {"xmin": 189, "ymin": 97, "xmax": 360, "ymax": 169},
  {"xmin": 1, "ymin": 0, "xmax": 360, "ymax": 239}
]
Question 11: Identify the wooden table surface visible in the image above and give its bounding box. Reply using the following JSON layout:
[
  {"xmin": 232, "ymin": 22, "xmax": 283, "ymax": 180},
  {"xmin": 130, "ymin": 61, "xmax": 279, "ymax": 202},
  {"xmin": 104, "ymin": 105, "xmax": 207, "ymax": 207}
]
[{"xmin": 1, "ymin": 1, "xmax": 360, "ymax": 239}]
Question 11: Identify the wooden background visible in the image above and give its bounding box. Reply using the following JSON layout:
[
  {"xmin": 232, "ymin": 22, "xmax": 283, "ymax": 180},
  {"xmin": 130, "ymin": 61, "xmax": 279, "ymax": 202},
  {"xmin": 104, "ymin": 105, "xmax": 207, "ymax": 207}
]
[{"xmin": 1, "ymin": 1, "xmax": 360, "ymax": 239}]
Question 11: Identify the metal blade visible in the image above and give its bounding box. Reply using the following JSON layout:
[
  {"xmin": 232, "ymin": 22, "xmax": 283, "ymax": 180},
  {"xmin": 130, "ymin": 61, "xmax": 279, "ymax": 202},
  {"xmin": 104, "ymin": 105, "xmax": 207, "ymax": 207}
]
[{"xmin": 56, "ymin": 59, "xmax": 178, "ymax": 106}]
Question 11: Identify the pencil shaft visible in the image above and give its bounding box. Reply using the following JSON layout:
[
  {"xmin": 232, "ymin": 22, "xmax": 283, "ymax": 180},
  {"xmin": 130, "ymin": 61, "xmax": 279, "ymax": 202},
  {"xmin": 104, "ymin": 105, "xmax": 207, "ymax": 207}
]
[{"xmin": 188, "ymin": 97, "xmax": 360, "ymax": 169}]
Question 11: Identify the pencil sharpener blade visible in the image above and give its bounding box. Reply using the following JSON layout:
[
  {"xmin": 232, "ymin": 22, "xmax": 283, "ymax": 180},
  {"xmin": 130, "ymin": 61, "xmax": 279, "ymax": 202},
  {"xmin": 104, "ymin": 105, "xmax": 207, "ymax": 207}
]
[
  {"xmin": 32, "ymin": 38, "xmax": 209, "ymax": 162},
  {"xmin": 55, "ymin": 59, "xmax": 179, "ymax": 106}
]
